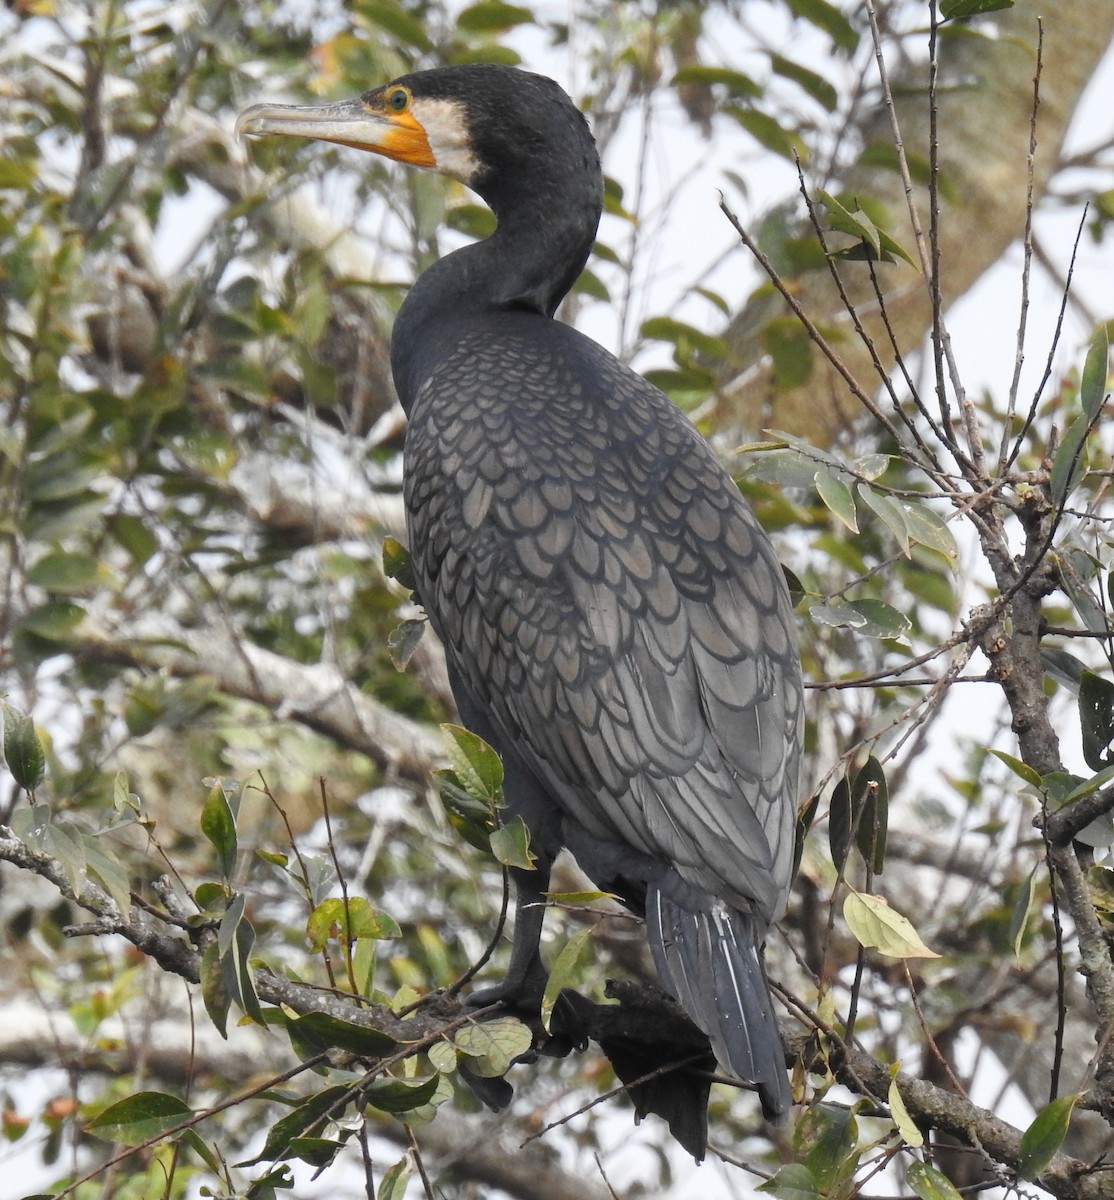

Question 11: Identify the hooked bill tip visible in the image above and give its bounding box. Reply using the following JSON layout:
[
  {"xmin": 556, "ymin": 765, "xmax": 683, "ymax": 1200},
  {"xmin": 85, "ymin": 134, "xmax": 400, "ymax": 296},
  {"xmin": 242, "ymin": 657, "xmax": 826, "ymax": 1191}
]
[{"xmin": 234, "ymin": 104, "xmax": 269, "ymax": 142}]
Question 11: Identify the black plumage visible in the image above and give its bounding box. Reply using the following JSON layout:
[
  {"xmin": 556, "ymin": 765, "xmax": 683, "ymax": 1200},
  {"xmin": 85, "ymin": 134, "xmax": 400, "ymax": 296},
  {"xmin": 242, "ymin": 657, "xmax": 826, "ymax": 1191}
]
[{"xmin": 238, "ymin": 63, "xmax": 802, "ymax": 1132}]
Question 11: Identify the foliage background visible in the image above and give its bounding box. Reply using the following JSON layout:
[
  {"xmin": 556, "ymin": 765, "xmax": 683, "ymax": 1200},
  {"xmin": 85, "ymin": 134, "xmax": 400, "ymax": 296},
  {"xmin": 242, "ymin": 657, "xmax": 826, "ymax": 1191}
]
[{"xmin": 1, "ymin": 1, "xmax": 1114, "ymax": 1198}]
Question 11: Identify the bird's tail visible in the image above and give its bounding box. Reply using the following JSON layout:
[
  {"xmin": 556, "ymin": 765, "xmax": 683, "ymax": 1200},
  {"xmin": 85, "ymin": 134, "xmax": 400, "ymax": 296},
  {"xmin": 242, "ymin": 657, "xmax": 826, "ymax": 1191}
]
[{"xmin": 646, "ymin": 888, "xmax": 790, "ymax": 1119}]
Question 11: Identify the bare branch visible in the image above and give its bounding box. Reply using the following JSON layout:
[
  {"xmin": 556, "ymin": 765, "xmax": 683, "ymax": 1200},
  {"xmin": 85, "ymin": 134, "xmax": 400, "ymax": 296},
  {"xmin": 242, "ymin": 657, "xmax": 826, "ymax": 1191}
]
[{"xmin": 76, "ymin": 618, "xmax": 444, "ymax": 784}]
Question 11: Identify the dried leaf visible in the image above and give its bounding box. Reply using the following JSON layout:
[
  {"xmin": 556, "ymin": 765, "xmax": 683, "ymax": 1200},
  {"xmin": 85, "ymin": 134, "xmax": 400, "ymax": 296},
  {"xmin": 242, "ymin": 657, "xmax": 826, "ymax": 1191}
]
[{"xmin": 844, "ymin": 891, "xmax": 940, "ymax": 959}]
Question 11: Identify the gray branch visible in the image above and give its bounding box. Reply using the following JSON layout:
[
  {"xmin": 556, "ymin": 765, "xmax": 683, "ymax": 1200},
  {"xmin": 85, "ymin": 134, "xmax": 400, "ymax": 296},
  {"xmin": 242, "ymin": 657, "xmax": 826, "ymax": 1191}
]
[{"xmin": 77, "ymin": 617, "xmax": 444, "ymax": 784}]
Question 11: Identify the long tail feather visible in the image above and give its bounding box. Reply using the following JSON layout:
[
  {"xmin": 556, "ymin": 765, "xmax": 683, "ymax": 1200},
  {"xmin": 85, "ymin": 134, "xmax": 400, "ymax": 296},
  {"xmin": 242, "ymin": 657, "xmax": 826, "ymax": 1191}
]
[{"xmin": 646, "ymin": 888, "xmax": 790, "ymax": 1119}]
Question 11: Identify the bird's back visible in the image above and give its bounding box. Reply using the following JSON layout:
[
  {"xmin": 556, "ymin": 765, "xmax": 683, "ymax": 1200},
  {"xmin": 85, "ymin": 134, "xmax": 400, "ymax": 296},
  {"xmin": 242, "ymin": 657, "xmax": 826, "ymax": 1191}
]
[{"xmin": 404, "ymin": 310, "xmax": 801, "ymax": 926}]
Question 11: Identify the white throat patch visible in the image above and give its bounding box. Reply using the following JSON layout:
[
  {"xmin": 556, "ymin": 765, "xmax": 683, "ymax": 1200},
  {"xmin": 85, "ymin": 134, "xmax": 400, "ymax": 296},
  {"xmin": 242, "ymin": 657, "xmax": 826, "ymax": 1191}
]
[{"xmin": 412, "ymin": 97, "xmax": 480, "ymax": 185}]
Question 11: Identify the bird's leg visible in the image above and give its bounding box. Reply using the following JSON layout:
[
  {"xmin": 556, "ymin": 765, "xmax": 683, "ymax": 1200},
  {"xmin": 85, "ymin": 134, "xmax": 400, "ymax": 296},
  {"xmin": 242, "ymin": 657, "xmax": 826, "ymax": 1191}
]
[{"xmin": 468, "ymin": 863, "xmax": 552, "ymax": 1010}]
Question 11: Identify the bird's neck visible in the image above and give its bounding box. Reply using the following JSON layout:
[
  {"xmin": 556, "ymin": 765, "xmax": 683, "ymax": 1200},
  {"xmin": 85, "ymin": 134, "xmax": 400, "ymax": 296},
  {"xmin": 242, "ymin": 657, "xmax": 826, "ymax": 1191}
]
[{"xmin": 391, "ymin": 181, "xmax": 600, "ymax": 412}]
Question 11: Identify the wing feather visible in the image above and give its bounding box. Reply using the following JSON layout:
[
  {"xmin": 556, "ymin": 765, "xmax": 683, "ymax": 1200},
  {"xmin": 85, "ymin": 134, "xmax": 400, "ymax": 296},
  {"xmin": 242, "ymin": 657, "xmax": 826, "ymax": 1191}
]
[{"xmin": 405, "ymin": 319, "xmax": 802, "ymax": 922}]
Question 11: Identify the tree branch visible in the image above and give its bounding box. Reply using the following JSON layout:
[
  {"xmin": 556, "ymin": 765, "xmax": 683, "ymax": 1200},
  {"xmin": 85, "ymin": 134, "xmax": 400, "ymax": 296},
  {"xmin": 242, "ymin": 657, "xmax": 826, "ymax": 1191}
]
[
  {"xmin": 76, "ymin": 617, "xmax": 444, "ymax": 784},
  {"xmin": 839, "ymin": 1045, "xmax": 1111, "ymax": 1200},
  {"xmin": 720, "ymin": 0, "xmax": 1114, "ymax": 442}
]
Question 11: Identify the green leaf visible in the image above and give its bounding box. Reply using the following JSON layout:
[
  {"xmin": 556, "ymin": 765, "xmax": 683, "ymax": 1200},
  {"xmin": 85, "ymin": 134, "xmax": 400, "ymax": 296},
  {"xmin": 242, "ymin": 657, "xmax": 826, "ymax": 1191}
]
[
  {"xmin": 243, "ymin": 1163, "xmax": 295, "ymax": 1193},
  {"xmin": 447, "ymin": 203, "xmax": 497, "ymax": 239},
  {"xmin": 732, "ymin": 107, "xmax": 804, "ymax": 162},
  {"xmin": 2, "ymin": 705, "xmax": 46, "ymax": 792},
  {"xmin": 87, "ymin": 1091, "xmax": 193, "ymax": 1145},
  {"xmin": 283, "ymin": 1136, "xmax": 343, "ymax": 1169},
  {"xmin": 941, "ymin": 0, "xmax": 1015, "ymax": 18},
  {"xmin": 672, "ymin": 65, "xmax": 761, "ymax": 97},
  {"xmin": 1041, "ymin": 771, "xmax": 1085, "ymax": 811},
  {"xmin": 817, "ymin": 191, "xmax": 916, "ymax": 265},
  {"xmin": 382, "ymin": 537, "xmax": 416, "ymax": 591},
  {"xmin": 201, "ymin": 784, "xmax": 238, "ymax": 880},
  {"xmin": 25, "ymin": 454, "xmax": 102, "ymax": 502},
  {"xmin": 10, "ymin": 802, "xmax": 49, "ymax": 848},
  {"xmin": 795, "ymin": 1102, "xmax": 858, "ymax": 1191},
  {"xmin": 766, "ymin": 430, "xmax": 845, "ymax": 467},
  {"xmin": 573, "ymin": 266, "xmax": 609, "ymax": 302},
  {"xmin": 352, "ymin": 935, "xmax": 376, "ymax": 996},
  {"xmin": 244, "ymin": 1085, "xmax": 350, "ymax": 1166},
  {"xmin": 378, "ymin": 1155, "xmax": 413, "ymax": 1200},
  {"xmin": 764, "ymin": 316, "xmax": 813, "ymax": 389},
  {"xmin": 282, "ymin": 1010, "xmax": 397, "ymax": 1060},
  {"xmin": 183, "ymin": 1129, "xmax": 224, "ymax": 1177},
  {"xmin": 640, "ymin": 316, "xmax": 725, "ymax": 362},
  {"xmin": 1008, "ymin": 864, "xmax": 1039, "ymax": 962},
  {"xmin": 845, "ymin": 600, "xmax": 911, "ymax": 640},
  {"xmin": 436, "ymin": 770, "xmax": 500, "ymax": 852},
  {"xmin": 16, "ymin": 601, "xmax": 86, "ymax": 641},
  {"xmin": 83, "ymin": 834, "xmax": 133, "ymax": 917},
  {"xmin": 195, "ymin": 880, "xmax": 231, "ymax": 915},
  {"xmin": 542, "ymin": 925, "xmax": 594, "ymax": 1032},
  {"xmin": 1018, "ymin": 1093, "xmax": 1080, "ymax": 1180},
  {"xmin": 107, "ymin": 513, "xmax": 158, "ymax": 565},
  {"xmin": 428, "ymin": 1040, "xmax": 458, "ymax": 1074},
  {"xmin": 1050, "ymin": 414, "xmax": 1089, "ymax": 505},
  {"xmin": 857, "ymin": 485, "xmax": 911, "ymax": 553},
  {"xmin": 0, "ymin": 155, "xmax": 37, "ymax": 190},
  {"xmin": 387, "ymin": 618, "xmax": 426, "ymax": 670},
  {"xmin": 218, "ymin": 894, "xmax": 265, "ymax": 1025},
  {"xmin": 901, "ymin": 502, "xmax": 959, "ymax": 560},
  {"xmin": 815, "ymin": 469, "xmax": 858, "ymax": 532},
  {"xmin": 828, "ymin": 779, "xmax": 853, "ymax": 874},
  {"xmin": 745, "ymin": 446, "xmax": 828, "ymax": 488},
  {"xmin": 988, "ymin": 749, "xmax": 1042, "ymax": 786},
  {"xmin": 1080, "ymin": 324, "xmax": 1109, "ymax": 421},
  {"xmin": 1059, "ymin": 762, "xmax": 1114, "ymax": 808},
  {"xmin": 810, "ymin": 602, "xmax": 868, "ymax": 630},
  {"xmin": 794, "ymin": 791, "xmax": 820, "ymax": 879},
  {"xmin": 27, "ymin": 551, "xmax": 110, "ymax": 595},
  {"xmin": 888, "ymin": 1073, "xmax": 922, "ymax": 1147},
  {"xmin": 364, "ymin": 1074, "xmax": 440, "ymax": 1114},
  {"xmin": 1087, "ymin": 865, "xmax": 1114, "ymax": 931},
  {"xmin": 453, "ymin": 1016, "xmax": 533, "ymax": 1077},
  {"xmin": 45, "ymin": 824, "xmax": 86, "ymax": 896},
  {"xmin": 489, "ymin": 814, "xmax": 536, "ymax": 870},
  {"xmin": 200, "ymin": 942, "xmax": 231, "ymax": 1038},
  {"xmin": 770, "ymin": 55, "xmax": 838, "ymax": 111},
  {"xmin": 306, "ymin": 897, "xmax": 401, "ymax": 951},
  {"xmin": 1079, "ymin": 671, "xmax": 1114, "ymax": 771},
  {"xmin": 441, "ymin": 724, "xmax": 503, "ymax": 804},
  {"xmin": 360, "ymin": 0, "xmax": 433, "ymax": 49},
  {"xmin": 438, "ymin": 726, "xmax": 506, "ymax": 851},
  {"xmin": 456, "ymin": 0, "xmax": 534, "ymax": 32},
  {"xmin": 852, "ymin": 453, "xmax": 891, "ymax": 481},
  {"xmin": 816, "ymin": 190, "xmax": 879, "ymax": 255},
  {"xmin": 853, "ymin": 757, "xmax": 888, "ymax": 873},
  {"xmin": 758, "ymin": 1163, "xmax": 819, "ymax": 1200},
  {"xmin": 1058, "ymin": 549, "xmax": 1108, "ymax": 635},
  {"xmin": 784, "ymin": 0, "xmax": 859, "ymax": 50},
  {"xmin": 905, "ymin": 1160, "xmax": 964, "ymax": 1200},
  {"xmin": 844, "ymin": 891, "xmax": 940, "ymax": 959}
]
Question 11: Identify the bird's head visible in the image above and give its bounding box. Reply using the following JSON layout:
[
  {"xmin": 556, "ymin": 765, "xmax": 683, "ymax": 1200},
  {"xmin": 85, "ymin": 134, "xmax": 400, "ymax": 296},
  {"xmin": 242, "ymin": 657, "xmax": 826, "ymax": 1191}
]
[{"xmin": 235, "ymin": 63, "xmax": 599, "ymax": 213}]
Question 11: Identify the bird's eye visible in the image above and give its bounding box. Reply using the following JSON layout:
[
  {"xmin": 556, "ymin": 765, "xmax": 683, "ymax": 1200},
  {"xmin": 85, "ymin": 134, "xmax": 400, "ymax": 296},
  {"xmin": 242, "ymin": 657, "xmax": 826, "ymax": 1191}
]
[{"xmin": 388, "ymin": 89, "xmax": 409, "ymax": 112}]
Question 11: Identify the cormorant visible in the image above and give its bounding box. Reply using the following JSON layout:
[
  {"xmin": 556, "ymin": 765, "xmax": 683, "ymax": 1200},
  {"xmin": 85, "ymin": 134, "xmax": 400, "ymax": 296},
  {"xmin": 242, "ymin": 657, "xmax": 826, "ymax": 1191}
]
[{"xmin": 238, "ymin": 63, "xmax": 802, "ymax": 1129}]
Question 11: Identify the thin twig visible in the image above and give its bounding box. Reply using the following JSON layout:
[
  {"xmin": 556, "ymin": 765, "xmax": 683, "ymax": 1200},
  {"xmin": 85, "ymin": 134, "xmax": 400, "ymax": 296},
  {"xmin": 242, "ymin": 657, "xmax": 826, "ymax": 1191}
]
[
  {"xmin": 518, "ymin": 1052, "xmax": 709, "ymax": 1148},
  {"xmin": 999, "ymin": 21, "xmax": 1045, "ymax": 475},
  {"xmin": 1007, "ymin": 207, "xmax": 1090, "ymax": 472},
  {"xmin": 320, "ymin": 776, "xmax": 362, "ymax": 999}
]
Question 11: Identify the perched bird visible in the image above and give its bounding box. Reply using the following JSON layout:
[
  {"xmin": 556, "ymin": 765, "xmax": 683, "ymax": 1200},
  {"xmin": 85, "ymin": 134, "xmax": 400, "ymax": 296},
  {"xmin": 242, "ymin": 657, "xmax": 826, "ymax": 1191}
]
[{"xmin": 238, "ymin": 64, "xmax": 802, "ymax": 1131}]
